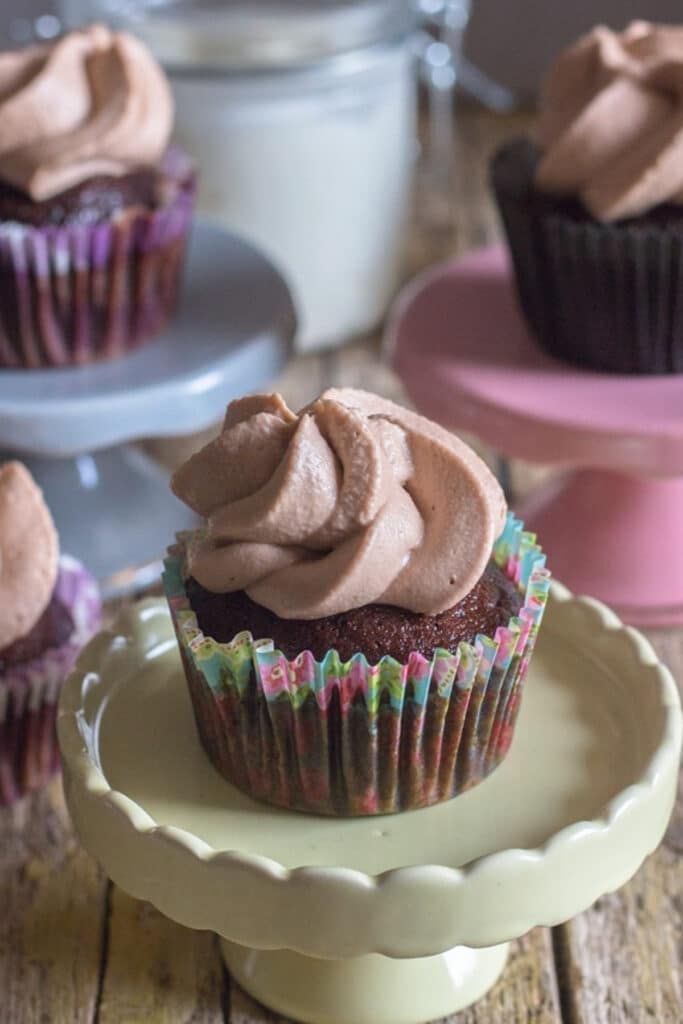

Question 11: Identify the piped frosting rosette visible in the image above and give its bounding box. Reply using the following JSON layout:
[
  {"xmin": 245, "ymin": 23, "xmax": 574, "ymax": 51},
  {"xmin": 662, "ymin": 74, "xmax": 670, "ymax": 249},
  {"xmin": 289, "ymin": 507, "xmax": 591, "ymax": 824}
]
[
  {"xmin": 0, "ymin": 26, "xmax": 195, "ymax": 367},
  {"xmin": 535, "ymin": 21, "xmax": 683, "ymax": 223},
  {"xmin": 163, "ymin": 391, "xmax": 551, "ymax": 816}
]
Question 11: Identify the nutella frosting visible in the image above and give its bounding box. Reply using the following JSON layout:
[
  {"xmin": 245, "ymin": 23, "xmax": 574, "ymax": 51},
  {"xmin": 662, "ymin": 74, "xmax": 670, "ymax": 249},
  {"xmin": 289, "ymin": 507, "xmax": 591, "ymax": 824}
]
[
  {"xmin": 0, "ymin": 24, "xmax": 173, "ymax": 201},
  {"xmin": 0, "ymin": 462, "xmax": 59, "ymax": 648},
  {"xmin": 536, "ymin": 21, "xmax": 683, "ymax": 221},
  {"xmin": 172, "ymin": 390, "xmax": 507, "ymax": 620}
]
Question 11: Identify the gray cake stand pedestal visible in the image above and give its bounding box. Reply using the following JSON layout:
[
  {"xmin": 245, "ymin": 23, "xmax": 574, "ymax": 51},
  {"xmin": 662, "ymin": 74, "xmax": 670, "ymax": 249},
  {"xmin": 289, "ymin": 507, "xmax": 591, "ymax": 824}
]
[{"xmin": 0, "ymin": 223, "xmax": 296, "ymax": 596}]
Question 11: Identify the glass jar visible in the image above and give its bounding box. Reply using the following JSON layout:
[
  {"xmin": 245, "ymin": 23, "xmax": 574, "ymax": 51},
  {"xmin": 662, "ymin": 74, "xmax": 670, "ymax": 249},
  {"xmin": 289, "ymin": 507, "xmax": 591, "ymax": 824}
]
[{"xmin": 61, "ymin": 0, "xmax": 418, "ymax": 352}]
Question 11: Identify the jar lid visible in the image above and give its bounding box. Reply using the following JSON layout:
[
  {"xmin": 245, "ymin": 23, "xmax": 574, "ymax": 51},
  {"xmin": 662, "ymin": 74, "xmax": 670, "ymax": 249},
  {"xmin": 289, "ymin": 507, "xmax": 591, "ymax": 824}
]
[{"xmin": 60, "ymin": 0, "xmax": 415, "ymax": 72}]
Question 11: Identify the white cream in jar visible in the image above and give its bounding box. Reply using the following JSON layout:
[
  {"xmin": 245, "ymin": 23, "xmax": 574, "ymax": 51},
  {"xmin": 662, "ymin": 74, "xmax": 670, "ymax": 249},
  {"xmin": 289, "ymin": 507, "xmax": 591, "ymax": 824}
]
[{"xmin": 63, "ymin": 1, "xmax": 418, "ymax": 351}]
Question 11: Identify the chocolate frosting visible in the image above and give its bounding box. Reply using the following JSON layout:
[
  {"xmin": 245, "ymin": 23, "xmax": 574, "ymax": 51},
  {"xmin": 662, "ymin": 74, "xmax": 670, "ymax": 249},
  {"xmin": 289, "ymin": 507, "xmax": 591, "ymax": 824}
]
[
  {"xmin": 536, "ymin": 21, "xmax": 683, "ymax": 221},
  {"xmin": 171, "ymin": 390, "xmax": 507, "ymax": 620},
  {"xmin": 0, "ymin": 24, "xmax": 173, "ymax": 201},
  {"xmin": 0, "ymin": 462, "xmax": 59, "ymax": 648}
]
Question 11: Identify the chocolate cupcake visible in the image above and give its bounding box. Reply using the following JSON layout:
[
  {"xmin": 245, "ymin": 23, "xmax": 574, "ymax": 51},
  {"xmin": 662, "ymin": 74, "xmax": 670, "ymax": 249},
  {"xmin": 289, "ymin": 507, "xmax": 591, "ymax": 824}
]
[
  {"xmin": 0, "ymin": 463, "xmax": 101, "ymax": 803},
  {"xmin": 163, "ymin": 390, "xmax": 550, "ymax": 816},
  {"xmin": 0, "ymin": 24, "xmax": 195, "ymax": 368},
  {"xmin": 491, "ymin": 21, "xmax": 683, "ymax": 374}
]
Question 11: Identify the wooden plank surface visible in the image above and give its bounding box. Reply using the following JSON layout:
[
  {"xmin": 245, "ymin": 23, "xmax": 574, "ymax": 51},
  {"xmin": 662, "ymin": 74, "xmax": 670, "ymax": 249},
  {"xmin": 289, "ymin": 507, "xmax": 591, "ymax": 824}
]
[
  {"xmin": 97, "ymin": 888, "xmax": 226, "ymax": 1024},
  {"xmin": 0, "ymin": 779, "xmax": 107, "ymax": 1024},
  {"xmin": 1, "ymin": 107, "xmax": 682, "ymax": 1024}
]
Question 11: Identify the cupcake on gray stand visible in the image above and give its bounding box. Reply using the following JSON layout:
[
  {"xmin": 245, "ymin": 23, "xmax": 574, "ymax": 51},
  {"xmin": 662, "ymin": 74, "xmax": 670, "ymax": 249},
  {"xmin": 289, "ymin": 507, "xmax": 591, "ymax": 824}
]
[{"xmin": 0, "ymin": 24, "xmax": 195, "ymax": 368}]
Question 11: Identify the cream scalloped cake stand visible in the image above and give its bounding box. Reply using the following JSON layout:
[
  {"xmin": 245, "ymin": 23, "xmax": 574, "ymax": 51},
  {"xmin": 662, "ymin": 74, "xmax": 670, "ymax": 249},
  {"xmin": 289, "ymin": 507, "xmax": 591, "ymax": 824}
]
[{"xmin": 58, "ymin": 592, "xmax": 681, "ymax": 1024}]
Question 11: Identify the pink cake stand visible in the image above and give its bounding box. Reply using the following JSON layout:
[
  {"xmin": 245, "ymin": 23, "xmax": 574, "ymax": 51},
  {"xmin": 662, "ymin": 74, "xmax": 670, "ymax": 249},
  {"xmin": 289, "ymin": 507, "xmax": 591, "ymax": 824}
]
[{"xmin": 389, "ymin": 245, "xmax": 683, "ymax": 627}]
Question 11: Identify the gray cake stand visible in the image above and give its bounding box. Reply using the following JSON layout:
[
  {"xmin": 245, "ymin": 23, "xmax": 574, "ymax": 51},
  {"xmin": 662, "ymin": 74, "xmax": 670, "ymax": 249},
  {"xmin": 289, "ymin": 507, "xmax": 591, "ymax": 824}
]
[{"xmin": 0, "ymin": 223, "xmax": 296, "ymax": 596}]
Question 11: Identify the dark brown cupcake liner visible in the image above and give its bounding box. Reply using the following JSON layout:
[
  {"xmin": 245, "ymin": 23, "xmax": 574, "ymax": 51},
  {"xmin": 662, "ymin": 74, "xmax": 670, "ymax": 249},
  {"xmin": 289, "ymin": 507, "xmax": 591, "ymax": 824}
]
[
  {"xmin": 0, "ymin": 556, "xmax": 101, "ymax": 804},
  {"xmin": 163, "ymin": 514, "xmax": 550, "ymax": 817},
  {"xmin": 491, "ymin": 138, "xmax": 683, "ymax": 375},
  {"xmin": 0, "ymin": 147, "xmax": 195, "ymax": 369}
]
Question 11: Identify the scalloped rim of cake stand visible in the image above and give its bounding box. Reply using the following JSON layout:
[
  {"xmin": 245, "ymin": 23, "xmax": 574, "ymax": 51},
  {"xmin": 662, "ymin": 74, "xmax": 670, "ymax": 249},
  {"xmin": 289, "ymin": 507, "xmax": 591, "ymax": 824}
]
[{"xmin": 57, "ymin": 587, "xmax": 681, "ymax": 961}]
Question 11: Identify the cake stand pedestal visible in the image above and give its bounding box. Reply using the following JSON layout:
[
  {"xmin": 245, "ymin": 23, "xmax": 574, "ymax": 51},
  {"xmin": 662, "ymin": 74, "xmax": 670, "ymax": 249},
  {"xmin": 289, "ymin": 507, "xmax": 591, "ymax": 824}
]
[
  {"xmin": 0, "ymin": 222, "xmax": 295, "ymax": 596},
  {"xmin": 388, "ymin": 245, "xmax": 683, "ymax": 626},
  {"xmin": 58, "ymin": 593, "xmax": 681, "ymax": 1024}
]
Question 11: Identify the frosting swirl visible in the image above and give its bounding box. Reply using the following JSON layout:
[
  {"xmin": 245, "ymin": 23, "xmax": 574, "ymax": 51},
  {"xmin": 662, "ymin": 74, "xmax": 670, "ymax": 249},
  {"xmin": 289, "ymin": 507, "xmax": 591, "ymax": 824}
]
[
  {"xmin": 536, "ymin": 21, "xmax": 683, "ymax": 221},
  {"xmin": 171, "ymin": 390, "xmax": 507, "ymax": 619},
  {"xmin": 0, "ymin": 25, "xmax": 173, "ymax": 201},
  {"xmin": 0, "ymin": 462, "xmax": 59, "ymax": 648}
]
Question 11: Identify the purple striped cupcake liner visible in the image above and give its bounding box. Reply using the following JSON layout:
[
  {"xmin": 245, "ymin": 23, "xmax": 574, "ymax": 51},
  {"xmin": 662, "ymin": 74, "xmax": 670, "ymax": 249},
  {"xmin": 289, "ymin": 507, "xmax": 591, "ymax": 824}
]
[
  {"xmin": 0, "ymin": 555, "xmax": 101, "ymax": 804},
  {"xmin": 163, "ymin": 513, "xmax": 551, "ymax": 817},
  {"xmin": 0, "ymin": 147, "xmax": 195, "ymax": 369}
]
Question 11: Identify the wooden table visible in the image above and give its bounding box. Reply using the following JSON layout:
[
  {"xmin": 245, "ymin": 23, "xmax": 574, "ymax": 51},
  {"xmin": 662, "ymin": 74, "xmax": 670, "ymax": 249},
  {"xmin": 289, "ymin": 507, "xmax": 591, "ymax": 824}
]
[{"xmin": 2, "ymin": 109, "xmax": 682, "ymax": 1024}]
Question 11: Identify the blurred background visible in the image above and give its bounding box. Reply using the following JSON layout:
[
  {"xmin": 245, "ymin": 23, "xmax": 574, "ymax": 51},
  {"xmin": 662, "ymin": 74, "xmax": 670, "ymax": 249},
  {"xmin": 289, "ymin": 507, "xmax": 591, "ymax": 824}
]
[
  {"xmin": 4, "ymin": 0, "xmax": 677, "ymax": 354},
  {"xmin": 3, "ymin": 0, "xmax": 680, "ymax": 356},
  {"xmin": 6, "ymin": 1, "xmax": 683, "ymax": 94},
  {"xmin": 469, "ymin": 0, "xmax": 682, "ymax": 95}
]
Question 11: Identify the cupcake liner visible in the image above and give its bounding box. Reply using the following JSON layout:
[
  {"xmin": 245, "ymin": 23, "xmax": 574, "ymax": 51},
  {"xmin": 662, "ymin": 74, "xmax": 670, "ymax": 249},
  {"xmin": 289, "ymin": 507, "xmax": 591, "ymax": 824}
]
[
  {"xmin": 491, "ymin": 138, "xmax": 683, "ymax": 375},
  {"xmin": 0, "ymin": 147, "xmax": 195, "ymax": 369},
  {"xmin": 163, "ymin": 514, "xmax": 551, "ymax": 816},
  {"xmin": 0, "ymin": 555, "xmax": 101, "ymax": 804}
]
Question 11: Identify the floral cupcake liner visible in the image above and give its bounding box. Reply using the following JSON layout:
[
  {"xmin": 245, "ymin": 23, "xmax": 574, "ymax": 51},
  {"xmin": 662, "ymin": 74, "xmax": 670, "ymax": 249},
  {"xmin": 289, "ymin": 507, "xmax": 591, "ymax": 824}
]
[
  {"xmin": 163, "ymin": 513, "xmax": 550, "ymax": 816},
  {"xmin": 0, "ymin": 555, "xmax": 101, "ymax": 804},
  {"xmin": 491, "ymin": 138, "xmax": 683, "ymax": 375},
  {"xmin": 0, "ymin": 147, "xmax": 195, "ymax": 369}
]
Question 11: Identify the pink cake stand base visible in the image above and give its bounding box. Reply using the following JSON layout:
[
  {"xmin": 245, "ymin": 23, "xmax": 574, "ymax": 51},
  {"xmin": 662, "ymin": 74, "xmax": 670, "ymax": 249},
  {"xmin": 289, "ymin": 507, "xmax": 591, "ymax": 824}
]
[
  {"xmin": 388, "ymin": 245, "xmax": 683, "ymax": 627},
  {"xmin": 518, "ymin": 469, "xmax": 683, "ymax": 626}
]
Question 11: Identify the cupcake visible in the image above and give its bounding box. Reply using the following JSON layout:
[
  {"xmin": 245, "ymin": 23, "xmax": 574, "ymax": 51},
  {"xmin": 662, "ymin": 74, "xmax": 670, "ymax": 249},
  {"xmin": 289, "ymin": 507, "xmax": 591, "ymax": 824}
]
[
  {"xmin": 0, "ymin": 24, "xmax": 195, "ymax": 368},
  {"xmin": 163, "ymin": 390, "xmax": 550, "ymax": 817},
  {"xmin": 0, "ymin": 463, "xmax": 101, "ymax": 803},
  {"xmin": 491, "ymin": 21, "xmax": 683, "ymax": 374}
]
